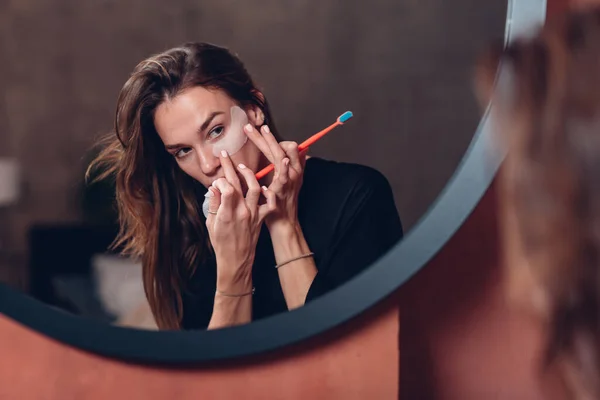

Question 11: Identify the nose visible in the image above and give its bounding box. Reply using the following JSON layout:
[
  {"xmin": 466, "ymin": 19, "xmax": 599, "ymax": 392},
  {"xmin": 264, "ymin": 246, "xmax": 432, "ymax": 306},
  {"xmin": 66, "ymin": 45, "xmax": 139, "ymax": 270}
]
[{"xmin": 197, "ymin": 147, "xmax": 220, "ymax": 176}]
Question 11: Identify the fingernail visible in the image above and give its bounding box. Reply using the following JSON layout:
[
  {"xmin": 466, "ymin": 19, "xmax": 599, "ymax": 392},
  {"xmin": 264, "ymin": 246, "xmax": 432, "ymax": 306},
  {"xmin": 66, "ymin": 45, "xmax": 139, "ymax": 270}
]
[
  {"xmin": 262, "ymin": 125, "xmax": 271, "ymax": 134},
  {"xmin": 221, "ymin": 150, "xmax": 228, "ymax": 158},
  {"xmin": 238, "ymin": 163, "xmax": 246, "ymax": 169},
  {"xmin": 283, "ymin": 158, "xmax": 290, "ymax": 166},
  {"xmin": 262, "ymin": 186, "xmax": 268, "ymax": 191},
  {"xmin": 204, "ymin": 189, "xmax": 214, "ymax": 198},
  {"xmin": 244, "ymin": 124, "xmax": 253, "ymax": 133}
]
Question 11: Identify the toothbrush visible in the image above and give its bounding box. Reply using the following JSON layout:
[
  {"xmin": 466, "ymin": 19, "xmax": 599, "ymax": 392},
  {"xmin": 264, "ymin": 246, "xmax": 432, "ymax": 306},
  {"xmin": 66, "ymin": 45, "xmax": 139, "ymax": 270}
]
[{"xmin": 254, "ymin": 111, "xmax": 354, "ymax": 180}]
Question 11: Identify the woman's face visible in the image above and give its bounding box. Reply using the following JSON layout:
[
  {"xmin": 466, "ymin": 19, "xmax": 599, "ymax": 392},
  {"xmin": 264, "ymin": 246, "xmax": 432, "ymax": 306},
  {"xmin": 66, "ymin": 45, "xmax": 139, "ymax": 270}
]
[{"xmin": 154, "ymin": 86, "xmax": 265, "ymax": 188}]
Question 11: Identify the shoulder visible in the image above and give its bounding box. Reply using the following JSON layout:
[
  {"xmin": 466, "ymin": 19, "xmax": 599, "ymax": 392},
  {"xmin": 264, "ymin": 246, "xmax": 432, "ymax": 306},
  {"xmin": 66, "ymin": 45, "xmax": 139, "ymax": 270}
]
[
  {"xmin": 298, "ymin": 158, "xmax": 403, "ymax": 251},
  {"xmin": 299, "ymin": 158, "xmax": 403, "ymax": 246},
  {"xmin": 303, "ymin": 157, "xmax": 394, "ymax": 201}
]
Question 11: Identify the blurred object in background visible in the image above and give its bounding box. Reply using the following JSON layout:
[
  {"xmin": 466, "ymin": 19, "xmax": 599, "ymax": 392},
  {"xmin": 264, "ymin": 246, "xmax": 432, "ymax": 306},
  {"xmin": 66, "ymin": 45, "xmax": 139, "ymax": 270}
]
[
  {"xmin": 0, "ymin": 158, "xmax": 19, "ymax": 207},
  {"xmin": 91, "ymin": 254, "xmax": 156, "ymax": 330},
  {"xmin": 0, "ymin": 158, "xmax": 21, "ymax": 287}
]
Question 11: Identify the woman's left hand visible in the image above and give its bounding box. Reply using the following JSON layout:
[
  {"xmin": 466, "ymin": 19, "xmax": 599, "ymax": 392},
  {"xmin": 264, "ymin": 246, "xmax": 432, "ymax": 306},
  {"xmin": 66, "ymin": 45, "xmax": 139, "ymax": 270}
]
[{"xmin": 244, "ymin": 124, "xmax": 308, "ymax": 232}]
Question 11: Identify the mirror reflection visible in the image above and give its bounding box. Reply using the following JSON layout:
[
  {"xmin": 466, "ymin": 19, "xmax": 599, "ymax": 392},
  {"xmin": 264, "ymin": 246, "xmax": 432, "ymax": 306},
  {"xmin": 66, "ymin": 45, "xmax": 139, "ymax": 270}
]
[{"xmin": 0, "ymin": 0, "xmax": 506, "ymax": 330}]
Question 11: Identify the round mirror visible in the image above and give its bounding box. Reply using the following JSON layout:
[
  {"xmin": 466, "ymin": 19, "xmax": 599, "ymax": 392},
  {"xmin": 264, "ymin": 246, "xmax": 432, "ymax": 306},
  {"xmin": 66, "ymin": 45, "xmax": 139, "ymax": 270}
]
[{"xmin": 0, "ymin": 0, "xmax": 545, "ymax": 363}]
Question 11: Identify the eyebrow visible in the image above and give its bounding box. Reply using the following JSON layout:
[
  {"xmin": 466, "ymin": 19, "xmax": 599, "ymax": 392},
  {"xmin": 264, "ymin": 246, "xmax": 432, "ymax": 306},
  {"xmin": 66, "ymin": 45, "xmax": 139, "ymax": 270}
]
[{"xmin": 164, "ymin": 111, "xmax": 224, "ymax": 150}]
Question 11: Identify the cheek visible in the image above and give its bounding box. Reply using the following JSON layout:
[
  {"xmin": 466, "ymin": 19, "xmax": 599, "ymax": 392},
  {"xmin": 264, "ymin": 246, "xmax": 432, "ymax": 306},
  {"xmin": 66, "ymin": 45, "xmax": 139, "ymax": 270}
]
[{"xmin": 235, "ymin": 142, "xmax": 262, "ymax": 169}]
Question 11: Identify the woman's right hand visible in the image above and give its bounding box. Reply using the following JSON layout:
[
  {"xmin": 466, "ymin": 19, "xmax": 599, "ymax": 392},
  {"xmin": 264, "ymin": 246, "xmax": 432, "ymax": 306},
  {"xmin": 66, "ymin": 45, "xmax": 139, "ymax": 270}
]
[{"xmin": 205, "ymin": 150, "xmax": 276, "ymax": 293}]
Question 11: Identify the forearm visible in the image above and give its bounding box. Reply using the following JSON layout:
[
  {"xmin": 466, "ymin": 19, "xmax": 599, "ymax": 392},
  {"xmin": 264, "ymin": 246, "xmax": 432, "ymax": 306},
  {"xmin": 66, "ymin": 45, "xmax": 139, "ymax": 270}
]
[{"xmin": 270, "ymin": 222, "xmax": 317, "ymax": 310}]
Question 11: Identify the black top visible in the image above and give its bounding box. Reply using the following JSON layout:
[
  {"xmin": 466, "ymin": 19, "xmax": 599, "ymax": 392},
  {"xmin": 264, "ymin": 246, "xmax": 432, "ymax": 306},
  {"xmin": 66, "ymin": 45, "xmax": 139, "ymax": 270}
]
[{"xmin": 181, "ymin": 157, "xmax": 403, "ymax": 330}]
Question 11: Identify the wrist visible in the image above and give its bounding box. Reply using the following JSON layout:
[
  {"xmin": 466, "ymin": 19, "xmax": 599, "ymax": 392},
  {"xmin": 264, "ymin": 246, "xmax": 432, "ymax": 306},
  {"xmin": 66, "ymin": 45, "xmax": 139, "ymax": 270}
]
[
  {"xmin": 267, "ymin": 218, "xmax": 301, "ymax": 238},
  {"xmin": 269, "ymin": 221, "xmax": 311, "ymax": 263},
  {"xmin": 216, "ymin": 274, "xmax": 253, "ymax": 294},
  {"xmin": 210, "ymin": 290, "xmax": 253, "ymax": 329},
  {"xmin": 215, "ymin": 258, "xmax": 253, "ymax": 292}
]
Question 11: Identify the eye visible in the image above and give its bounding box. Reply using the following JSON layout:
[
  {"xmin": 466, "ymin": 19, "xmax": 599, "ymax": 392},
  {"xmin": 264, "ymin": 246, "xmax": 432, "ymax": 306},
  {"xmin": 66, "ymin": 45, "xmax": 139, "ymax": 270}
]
[
  {"xmin": 174, "ymin": 147, "xmax": 192, "ymax": 159},
  {"xmin": 208, "ymin": 125, "xmax": 224, "ymax": 140}
]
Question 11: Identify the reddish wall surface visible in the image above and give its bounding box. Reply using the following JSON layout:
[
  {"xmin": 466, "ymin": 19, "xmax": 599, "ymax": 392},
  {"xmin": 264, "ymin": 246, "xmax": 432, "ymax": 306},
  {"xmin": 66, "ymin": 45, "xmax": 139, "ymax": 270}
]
[
  {"xmin": 0, "ymin": 298, "xmax": 399, "ymax": 400},
  {"xmin": 399, "ymin": 181, "xmax": 562, "ymax": 399}
]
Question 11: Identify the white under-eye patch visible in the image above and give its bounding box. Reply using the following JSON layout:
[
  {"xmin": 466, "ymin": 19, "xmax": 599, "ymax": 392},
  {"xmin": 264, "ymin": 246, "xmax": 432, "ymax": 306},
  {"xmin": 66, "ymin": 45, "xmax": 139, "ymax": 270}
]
[{"xmin": 210, "ymin": 105, "xmax": 249, "ymax": 157}]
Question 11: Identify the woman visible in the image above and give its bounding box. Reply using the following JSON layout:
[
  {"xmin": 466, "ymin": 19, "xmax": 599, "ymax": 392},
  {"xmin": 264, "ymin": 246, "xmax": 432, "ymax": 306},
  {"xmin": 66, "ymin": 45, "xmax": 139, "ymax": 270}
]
[
  {"xmin": 88, "ymin": 42, "xmax": 403, "ymax": 331},
  {"xmin": 475, "ymin": 7, "xmax": 600, "ymax": 400}
]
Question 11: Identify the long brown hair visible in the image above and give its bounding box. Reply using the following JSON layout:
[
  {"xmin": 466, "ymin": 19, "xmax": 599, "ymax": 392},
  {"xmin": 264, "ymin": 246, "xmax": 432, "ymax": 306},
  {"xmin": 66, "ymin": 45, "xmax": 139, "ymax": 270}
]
[
  {"xmin": 87, "ymin": 42, "xmax": 281, "ymax": 330},
  {"xmin": 476, "ymin": 7, "xmax": 600, "ymax": 399}
]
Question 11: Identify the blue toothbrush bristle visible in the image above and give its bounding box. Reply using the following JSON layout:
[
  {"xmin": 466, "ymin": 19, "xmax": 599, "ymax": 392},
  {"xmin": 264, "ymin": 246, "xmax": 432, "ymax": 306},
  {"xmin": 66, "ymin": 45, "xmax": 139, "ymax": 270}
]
[{"xmin": 338, "ymin": 111, "xmax": 353, "ymax": 123}]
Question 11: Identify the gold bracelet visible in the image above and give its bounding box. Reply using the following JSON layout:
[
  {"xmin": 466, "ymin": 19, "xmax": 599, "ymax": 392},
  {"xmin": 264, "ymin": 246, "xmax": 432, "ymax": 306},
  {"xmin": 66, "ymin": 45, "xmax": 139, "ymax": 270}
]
[
  {"xmin": 215, "ymin": 287, "xmax": 255, "ymax": 297},
  {"xmin": 275, "ymin": 252, "xmax": 315, "ymax": 269}
]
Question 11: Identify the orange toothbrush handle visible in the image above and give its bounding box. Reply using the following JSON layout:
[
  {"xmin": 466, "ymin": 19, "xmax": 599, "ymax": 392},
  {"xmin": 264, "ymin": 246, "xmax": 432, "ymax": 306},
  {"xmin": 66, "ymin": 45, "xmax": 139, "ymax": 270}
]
[
  {"xmin": 255, "ymin": 163, "xmax": 275, "ymax": 180},
  {"xmin": 255, "ymin": 146, "xmax": 311, "ymax": 180},
  {"xmin": 254, "ymin": 122, "xmax": 340, "ymax": 180},
  {"xmin": 298, "ymin": 122, "xmax": 340, "ymax": 149}
]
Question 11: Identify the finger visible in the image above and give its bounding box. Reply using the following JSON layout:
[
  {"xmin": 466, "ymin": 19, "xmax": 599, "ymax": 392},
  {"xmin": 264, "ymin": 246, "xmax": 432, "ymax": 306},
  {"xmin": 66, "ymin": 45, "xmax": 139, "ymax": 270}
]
[
  {"xmin": 258, "ymin": 186, "xmax": 277, "ymax": 221},
  {"xmin": 205, "ymin": 186, "xmax": 220, "ymax": 226},
  {"xmin": 260, "ymin": 125, "xmax": 286, "ymax": 174},
  {"xmin": 269, "ymin": 157, "xmax": 289, "ymax": 194},
  {"xmin": 219, "ymin": 150, "xmax": 242, "ymax": 193},
  {"xmin": 237, "ymin": 163, "xmax": 261, "ymax": 211},
  {"xmin": 279, "ymin": 158, "xmax": 290, "ymax": 185},
  {"xmin": 244, "ymin": 123, "xmax": 275, "ymax": 164},
  {"xmin": 212, "ymin": 178, "xmax": 235, "ymax": 221},
  {"xmin": 280, "ymin": 141, "xmax": 301, "ymax": 173}
]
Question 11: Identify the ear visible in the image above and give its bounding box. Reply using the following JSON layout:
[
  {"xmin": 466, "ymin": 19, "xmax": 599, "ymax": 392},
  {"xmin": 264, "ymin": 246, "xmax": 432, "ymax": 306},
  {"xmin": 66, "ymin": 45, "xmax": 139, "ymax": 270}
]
[
  {"xmin": 246, "ymin": 105, "xmax": 265, "ymax": 126},
  {"xmin": 247, "ymin": 90, "xmax": 266, "ymax": 126}
]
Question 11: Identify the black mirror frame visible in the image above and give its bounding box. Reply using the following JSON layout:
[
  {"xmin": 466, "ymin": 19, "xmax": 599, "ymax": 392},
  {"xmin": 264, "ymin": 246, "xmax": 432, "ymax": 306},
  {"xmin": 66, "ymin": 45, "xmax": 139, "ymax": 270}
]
[{"xmin": 0, "ymin": 0, "xmax": 546, "ymax": 366}]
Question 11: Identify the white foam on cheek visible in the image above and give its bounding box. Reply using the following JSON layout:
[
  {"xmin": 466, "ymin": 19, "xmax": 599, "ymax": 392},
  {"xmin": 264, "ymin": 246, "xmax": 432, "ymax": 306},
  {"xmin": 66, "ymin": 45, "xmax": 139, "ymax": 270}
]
[{"xmin": 211, "ymin": 105, "xmax": 249, "ymax": 157}]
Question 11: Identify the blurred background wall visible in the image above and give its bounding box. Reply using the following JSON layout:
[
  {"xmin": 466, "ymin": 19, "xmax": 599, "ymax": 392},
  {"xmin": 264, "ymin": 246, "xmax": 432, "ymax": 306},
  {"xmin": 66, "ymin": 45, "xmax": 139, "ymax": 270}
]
[{"xmin": 0, "ymin": 0, "xmax": 506, "ymax": 289}]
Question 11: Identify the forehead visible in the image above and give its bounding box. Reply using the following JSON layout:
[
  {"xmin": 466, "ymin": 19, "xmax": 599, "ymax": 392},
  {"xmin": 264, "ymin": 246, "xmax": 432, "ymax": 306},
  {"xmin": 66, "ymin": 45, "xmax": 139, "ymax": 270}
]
[{"xmin": 154, "ymin": 87, "xmax": 235, "ymax": 141}]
